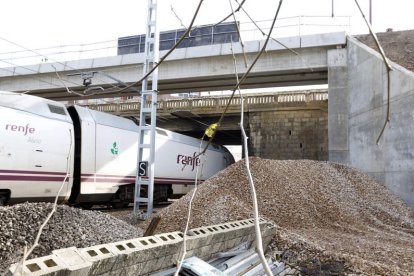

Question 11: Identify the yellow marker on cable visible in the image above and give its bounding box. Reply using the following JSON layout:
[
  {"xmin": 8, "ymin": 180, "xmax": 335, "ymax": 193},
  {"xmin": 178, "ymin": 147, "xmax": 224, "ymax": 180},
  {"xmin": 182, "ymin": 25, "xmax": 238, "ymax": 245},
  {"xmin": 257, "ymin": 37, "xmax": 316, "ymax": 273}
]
[{"xmin": 205, "ymin": 123, "xmax": 218, "ymax": 138}]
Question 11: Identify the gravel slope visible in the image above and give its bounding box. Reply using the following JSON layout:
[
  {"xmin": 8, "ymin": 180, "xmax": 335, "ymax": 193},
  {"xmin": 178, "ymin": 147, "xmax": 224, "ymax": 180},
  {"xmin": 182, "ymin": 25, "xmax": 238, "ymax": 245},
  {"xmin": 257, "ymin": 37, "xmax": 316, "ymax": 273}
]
[
  {"xmin": 149, "ymin": 158, "xmax": 414, "ymax": 275},
  {"xmin": 0, "ymin": 203, "xmax": 143, "ymax": 273}
]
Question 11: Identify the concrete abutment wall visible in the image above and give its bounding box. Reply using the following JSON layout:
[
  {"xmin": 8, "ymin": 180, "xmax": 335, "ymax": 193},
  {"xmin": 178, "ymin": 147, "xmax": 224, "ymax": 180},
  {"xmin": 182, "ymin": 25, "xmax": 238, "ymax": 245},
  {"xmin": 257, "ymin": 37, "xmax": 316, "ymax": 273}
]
[{"xmin": 328, "ymin": 36, "xmax": 414, "ymax": 209}]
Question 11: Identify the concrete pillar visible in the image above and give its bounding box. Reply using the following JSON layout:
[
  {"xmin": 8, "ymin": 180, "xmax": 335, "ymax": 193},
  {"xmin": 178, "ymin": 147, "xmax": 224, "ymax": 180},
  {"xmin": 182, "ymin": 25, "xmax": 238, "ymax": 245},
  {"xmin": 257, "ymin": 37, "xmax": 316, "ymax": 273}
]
[{"xmin": 328, "ymin": 48, "xmax": 350, "ymax": 163}]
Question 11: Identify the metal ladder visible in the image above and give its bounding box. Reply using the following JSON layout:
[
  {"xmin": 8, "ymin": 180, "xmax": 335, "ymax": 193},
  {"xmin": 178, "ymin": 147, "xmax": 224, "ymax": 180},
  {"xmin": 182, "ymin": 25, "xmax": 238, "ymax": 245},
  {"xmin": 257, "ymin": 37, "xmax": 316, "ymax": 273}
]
[{"xmin": 133, "ymin": 0, "xmax": 159, "ymax": 218}]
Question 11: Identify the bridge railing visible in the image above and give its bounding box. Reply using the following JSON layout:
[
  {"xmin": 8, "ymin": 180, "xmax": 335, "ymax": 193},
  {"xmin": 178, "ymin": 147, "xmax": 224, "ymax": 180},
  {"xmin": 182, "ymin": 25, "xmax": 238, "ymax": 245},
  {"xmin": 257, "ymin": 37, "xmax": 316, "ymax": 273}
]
[
  {"xmin": 1, "ymin": 15, "xmax": 351, "ymax": 68},
  {"xmin": 84, "ymin": 90, "xmax": 328, "ymax": 115}
]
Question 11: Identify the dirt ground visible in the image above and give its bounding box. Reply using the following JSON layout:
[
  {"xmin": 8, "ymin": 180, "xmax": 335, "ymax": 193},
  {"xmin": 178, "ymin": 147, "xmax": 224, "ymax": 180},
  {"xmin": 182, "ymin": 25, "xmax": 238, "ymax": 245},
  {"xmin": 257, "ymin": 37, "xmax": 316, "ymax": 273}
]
[{"xmin": 355, "ymin": 30, "xmax": 414, "ymax": 71}]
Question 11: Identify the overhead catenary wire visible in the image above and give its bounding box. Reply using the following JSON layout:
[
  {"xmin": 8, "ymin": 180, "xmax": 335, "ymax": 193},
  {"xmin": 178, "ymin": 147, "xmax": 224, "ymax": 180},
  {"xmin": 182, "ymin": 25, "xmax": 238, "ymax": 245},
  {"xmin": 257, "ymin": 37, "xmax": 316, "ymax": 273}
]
[
  {"xmin": 0, "ymin": 59, "xmax": 82, "ymax": 87},
  {"xmin": 52, "ymin": 65, "xmax": 88, "ymax": 98},
  {"xmin": 0, "ymin": 36, "xmax": 120, "ymax": 93},
  {"xmin": 1, "ymin": 55, "xmax": 123, "ymax": 98},
  {"xmin": 353, "ymin": 0, "xmax": 393, "ymax": 145},
  {"xmin": 1, "ymin": 59, "xmax": 118, "ymax": 98},
  {"xmin": 0, "ymin": 65, "xmax": 68, "ymax": 90},
  {"xmin": 0, "ymin": 39, "xmax": 117, "ymax": 56},
  {"xmin": 0, "ymin": 44, "xmax": 118, "ymax": 63}
]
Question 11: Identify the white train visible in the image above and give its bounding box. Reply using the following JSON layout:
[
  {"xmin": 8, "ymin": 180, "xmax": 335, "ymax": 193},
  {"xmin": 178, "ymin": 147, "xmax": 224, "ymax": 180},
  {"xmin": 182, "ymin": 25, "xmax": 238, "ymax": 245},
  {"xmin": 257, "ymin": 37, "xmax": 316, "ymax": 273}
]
[{"xmin": 0, "ymin": 91, "xmax": 234, "ymax": 207}]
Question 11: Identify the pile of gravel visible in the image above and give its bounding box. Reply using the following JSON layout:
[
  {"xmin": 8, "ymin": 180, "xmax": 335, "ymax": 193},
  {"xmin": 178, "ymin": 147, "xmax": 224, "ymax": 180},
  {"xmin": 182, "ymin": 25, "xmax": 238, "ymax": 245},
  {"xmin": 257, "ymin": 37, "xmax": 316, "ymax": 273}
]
[
  {"xmin": 148, "ymin": 158, "xmax": 414, "ymax": 275},
  {"xmin": 0, "ymin": 203, "xmax": 143, "ymax": 273}
]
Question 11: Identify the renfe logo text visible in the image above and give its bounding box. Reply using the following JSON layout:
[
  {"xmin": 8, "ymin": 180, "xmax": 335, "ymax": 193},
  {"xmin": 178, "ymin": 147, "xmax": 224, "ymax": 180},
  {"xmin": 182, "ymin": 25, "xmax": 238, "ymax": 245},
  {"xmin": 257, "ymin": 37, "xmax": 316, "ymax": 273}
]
[
  {"xmin": 5, "ymin": 124, "xmax": 35, "ymax": 136},
  {"xmin": 177, "ymin": 152, "xmax": 201, "ymax": 171}
]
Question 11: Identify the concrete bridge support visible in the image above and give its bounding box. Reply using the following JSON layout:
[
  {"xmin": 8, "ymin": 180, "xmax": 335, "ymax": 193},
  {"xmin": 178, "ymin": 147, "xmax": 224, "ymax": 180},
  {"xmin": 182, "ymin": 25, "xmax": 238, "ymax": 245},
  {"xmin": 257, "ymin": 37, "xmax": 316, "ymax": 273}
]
[{"xmin": 328, "ymin": 37, "xmax": 414, "ymax": 209}]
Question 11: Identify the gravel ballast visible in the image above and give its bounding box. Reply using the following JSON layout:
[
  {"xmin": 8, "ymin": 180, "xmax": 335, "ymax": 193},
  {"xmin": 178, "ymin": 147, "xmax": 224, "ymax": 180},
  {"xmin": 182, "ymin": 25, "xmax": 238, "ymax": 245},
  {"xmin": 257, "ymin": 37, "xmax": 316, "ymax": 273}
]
[
  {"xmin": 148, "ymin": 158, "xmax": 414, "ymax": 275},
  {"xmin": 0, "ymin": 203, "xmax": 143, "ymax": 273}
]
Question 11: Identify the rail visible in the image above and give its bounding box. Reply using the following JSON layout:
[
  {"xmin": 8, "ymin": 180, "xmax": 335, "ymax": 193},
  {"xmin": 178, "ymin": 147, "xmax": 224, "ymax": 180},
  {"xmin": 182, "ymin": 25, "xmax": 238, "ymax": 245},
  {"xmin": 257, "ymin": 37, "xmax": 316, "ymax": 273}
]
[{"xmin": 83, "ymin": 90, "xmax": 328, "ymax": 115}]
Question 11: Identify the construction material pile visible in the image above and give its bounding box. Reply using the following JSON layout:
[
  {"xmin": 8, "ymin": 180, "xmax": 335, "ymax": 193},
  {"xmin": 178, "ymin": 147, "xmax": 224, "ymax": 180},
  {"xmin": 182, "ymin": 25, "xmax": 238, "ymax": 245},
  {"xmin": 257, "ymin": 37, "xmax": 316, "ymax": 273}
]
[
  {"xmin": 0, "ymin": 203, "xmax": 143, "ymax": 273},
  {"xmin": 151, "ymin": 158, "xmax": 414, "ymax": 275}
]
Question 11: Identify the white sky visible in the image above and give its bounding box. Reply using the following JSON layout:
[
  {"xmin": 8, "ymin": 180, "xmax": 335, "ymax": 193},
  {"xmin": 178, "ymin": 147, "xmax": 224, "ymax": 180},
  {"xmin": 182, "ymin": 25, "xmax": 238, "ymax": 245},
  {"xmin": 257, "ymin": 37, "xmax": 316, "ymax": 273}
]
[{"xmin": 0, "ymin": 0, "xmax": 413, "ymax": 64}]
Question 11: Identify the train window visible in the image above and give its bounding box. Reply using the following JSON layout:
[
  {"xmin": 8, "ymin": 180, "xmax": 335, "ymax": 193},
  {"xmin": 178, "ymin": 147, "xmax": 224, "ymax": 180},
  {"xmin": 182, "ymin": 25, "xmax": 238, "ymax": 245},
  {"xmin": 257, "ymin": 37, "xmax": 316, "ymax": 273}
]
[{"xmin": 48, "ymin": 104, "xmax": 67, "ymax": 115}]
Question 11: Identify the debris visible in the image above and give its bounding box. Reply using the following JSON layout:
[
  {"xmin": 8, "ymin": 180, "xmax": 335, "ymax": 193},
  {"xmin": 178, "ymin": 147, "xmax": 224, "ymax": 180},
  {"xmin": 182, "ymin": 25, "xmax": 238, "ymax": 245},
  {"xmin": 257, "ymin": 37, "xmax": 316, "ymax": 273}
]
[
  {"xmin": 149, "ymin": 158, "xmax": 414, "ymax": 275},
  {"xmin": 0, "ymin": 203, "xmax": 143, "ymax": 273}
]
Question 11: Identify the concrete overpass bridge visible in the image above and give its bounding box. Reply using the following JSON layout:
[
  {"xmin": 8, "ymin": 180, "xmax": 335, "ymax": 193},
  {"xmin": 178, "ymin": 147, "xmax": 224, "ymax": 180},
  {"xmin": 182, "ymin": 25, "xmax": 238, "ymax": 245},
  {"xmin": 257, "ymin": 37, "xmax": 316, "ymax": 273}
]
[
  {"xmin": 0, "ymin": 32, "xmax": 346, "ymax": 101},
  {"xmin": 1, "ymin": 31, "xmax": 414, "ymax": 209},
  {"xmin": 84, "ymin": 90, "xmax": 328, "ymax": 147}
]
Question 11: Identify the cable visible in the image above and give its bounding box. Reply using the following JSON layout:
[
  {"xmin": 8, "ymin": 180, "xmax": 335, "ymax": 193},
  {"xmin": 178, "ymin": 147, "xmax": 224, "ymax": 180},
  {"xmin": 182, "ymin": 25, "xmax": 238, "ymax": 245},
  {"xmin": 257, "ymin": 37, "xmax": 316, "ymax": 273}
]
[
  {"xmin": 195, "ymin": 0, "xmax": 284, "ymax": 160},
  {"xmin": 0, "ymin": 59, "xmax": 82, "ymax": 87},
  {"xmin": 353, "ymin": 0, "xmax": 392, "ymax": 145},
  {"xmin": 229, "ymin": 29, "xmax": 273, "ymax": 276},
  {"xmin": 215, "ymin": 0, "xmax": 247, "ymax": 26},
  {"xmin": 171, "ymin": 111, "xmax": 240, "ymax": 140},
  {"xmin": 234, "ymin": 0, "xmax": 310, "ymax": 66},
  {"xmin": 0, "ymin": 39, "xmax": 117, "ymax": 56},
  {"xmin": 0, "ymin": 44, "xmax": 118, "ymax": 62},
  {"xmin": 14, "ymin": 129, "xmax": 73, "ymax": 275},
  {"xmin": 170, "ymin": 5, "xmax": 188, "ymax": 29},
  {"xmin": 0, "ymin": 36, "xmax": 118, "ymax": 92},
  {"xmin": 95, "ymin": 0, "xmax": 205, "ymax": 95},
  {"xmin": 52, "ymin": 65, "xmax": 88, "ymax": 97},
  {"xmin": 174, "ymin": 140, "xmax": 208, "ymax": 275},
  {"xmin": 228, "ymin": 0, "xmax": 248, "ymax": 68},
  {"xmin": 0, "ymin": 62, "xmax": 77, "ymax": 91}
]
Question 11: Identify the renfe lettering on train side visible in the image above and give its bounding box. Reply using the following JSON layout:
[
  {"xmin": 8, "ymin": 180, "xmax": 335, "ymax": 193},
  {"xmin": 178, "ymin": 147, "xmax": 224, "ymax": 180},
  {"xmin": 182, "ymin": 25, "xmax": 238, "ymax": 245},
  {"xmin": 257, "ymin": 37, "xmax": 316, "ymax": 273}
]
[
  {"xmin": 177, "ymin": 152, "xmax": 201, "ymax": 171},
  {"xmin": 5, "ymin": 124, "xmax": 35, "ymax": 136}
]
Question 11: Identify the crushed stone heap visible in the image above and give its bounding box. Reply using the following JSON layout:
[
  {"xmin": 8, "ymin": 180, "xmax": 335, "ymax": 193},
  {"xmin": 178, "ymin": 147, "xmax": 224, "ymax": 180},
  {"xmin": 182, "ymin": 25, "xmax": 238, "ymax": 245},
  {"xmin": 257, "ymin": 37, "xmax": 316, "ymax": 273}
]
[
  {"xmin": 151, "ymin": 158, "xmax": 414, "ymax": 275},
  {"xmin": 0, "ymin": 203, "xmax": 143, "ymax": 273}
]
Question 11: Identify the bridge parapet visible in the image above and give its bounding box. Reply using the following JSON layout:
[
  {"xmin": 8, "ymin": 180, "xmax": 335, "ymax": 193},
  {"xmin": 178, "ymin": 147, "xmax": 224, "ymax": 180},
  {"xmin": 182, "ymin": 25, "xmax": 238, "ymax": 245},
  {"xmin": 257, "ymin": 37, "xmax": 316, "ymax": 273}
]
[{"xmin": 83, "ymin": 90, "xmax": 328, "ymax": 117}]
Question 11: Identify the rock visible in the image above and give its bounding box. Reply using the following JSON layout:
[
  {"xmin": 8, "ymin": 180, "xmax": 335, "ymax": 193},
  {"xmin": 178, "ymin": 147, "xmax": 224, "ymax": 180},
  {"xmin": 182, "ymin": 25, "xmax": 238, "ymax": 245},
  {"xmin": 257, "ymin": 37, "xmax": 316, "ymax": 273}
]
[
  {"xmin": 148, "ymin": 158, "xmax": 414, "ymax": 275},
  {"xmin": 0, "ymin": 203, "xmax": 143, "ymax": 273}
]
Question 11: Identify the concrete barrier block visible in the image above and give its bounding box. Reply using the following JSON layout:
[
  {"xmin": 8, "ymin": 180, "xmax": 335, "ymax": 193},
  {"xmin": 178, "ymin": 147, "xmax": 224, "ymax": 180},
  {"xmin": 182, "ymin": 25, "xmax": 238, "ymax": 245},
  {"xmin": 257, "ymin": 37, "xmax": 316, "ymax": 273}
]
[
  {"xmin": 155, "ymin": 232, "xmax": 183, "ymax": 244},
  {"xmin": 154, "ymin": 232, "xmax": 183, "ymax": 255},
  {"xmin": 103, "ymin": 261, "xmax": 146, "ymax": 276},
  {"xmin": 107, "ymin": 239, "xmax": 143, "ymax": 270},
  {"xmin": 187, "ymin": 226, "xmax": 214, "ymax": 246},
  {"xmin": 8, "ymin": 255, "xmax": 67, "ymax": 276},
  {"xmin": 185, "ymin": 235, "xmax": 203, "ymax": 251},
  {"xmin": 219, "ymin": 222, "xmax": 243, "ymax": 239},
  {"xmin": 139, "ymin": 256, "xmax": 164, "ymax": 275},
  {"xmin": 78, "ymin": 244, "xmax": 117, "ymax": 275},
  {"xmin": 160, "ymin": 253, "xmax": 180, "ymax": 268},
  {"xmin": 127, "ymin": 236, "xmax": 166, "ymax": 262},
  {"xmin": 52, "ymin": 247, "xmax": 92, "ymax": 275}
]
